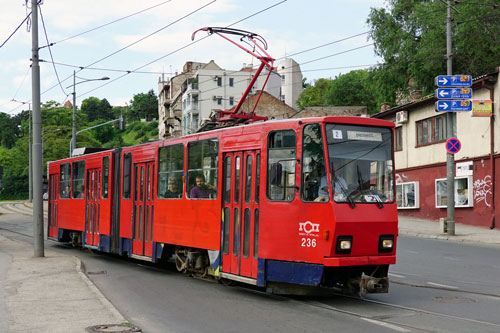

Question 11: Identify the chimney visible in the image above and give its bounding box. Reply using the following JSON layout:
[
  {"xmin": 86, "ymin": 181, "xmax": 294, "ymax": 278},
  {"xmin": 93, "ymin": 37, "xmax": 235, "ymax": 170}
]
[{"xmin": 380, "ymin": 103, "xmax": 391, "ymax": 112}]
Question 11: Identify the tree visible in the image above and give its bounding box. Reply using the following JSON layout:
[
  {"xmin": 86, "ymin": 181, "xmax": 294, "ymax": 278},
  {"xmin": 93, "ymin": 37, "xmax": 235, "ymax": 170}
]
[
  {"xmin": 129, "ymin": 89, "xmax": 158, "ymax": 121},
  {"xmin": 367, "ymin": 1, "xmax": 500, "ymax": 99},
  {"xmin": 296, "ymin": 78, "xmax": 332, "ymax": 109},
  {"xmin": 81, "ymin": 97, "xmax": 114, "ymax": 122},
  {"xmin": 325, "ymin": 70, "xmax": 378, "ymax": 114},
  {"xmin": 0, "ymin": 112, "xmax": 19, "ymax": 149}
]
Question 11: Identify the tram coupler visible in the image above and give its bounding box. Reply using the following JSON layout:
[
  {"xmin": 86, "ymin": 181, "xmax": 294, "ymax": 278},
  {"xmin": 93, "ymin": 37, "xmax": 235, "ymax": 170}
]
[{"xmin": 360, "ymin": 274, "xmax": 389, "ymax": 293}]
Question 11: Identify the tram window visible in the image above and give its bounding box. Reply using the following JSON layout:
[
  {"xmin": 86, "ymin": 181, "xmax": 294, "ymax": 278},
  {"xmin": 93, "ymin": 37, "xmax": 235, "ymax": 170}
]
[
  {"xmin": 233, "ymin": 208, "xmax": 239, "ymax": 256},
  {"xmin": 223, "ymin": 207, "xmax": 230, "ymax": 255},
  {"xmin": 223, "ymin": 156, "xmax": 231, "ymax": 204},
  {"xmin": 187, "ymin": 139, "xmax": 219, "ymax": 199},
  {"xmin": 301, "ymin": 124, "xmax": 328, "ymax": 202},
  {"xmin": 243, "ymin": 208, "xmax": 250, "ymax": 258},
  {"xmin": 267, "ymin": 130, "xmax": 296, "ymax": 201},
  {"xmin": 245, "ymin": 155, "xmax": 252, "ymax": 204},
  {"xmin": 59, "ymin": 163, "xmax": 71, "ymax": 199},
  {"xmin": 253, "ymin": 208, "xmax": 259, "ymax": 258},
  {"xmin": 123, "ymin": 153, "xmax": 132, "ymax": 199},
  {"xmin": 102, "ymin": 156, "xmax": 109, "ymax": 199},
  {"xmin": 72, "ymin": 161, "xmax": 85, "ymax": 199},
  {"xmin": 234, "ymin": 156, "xmax": 240, "ymax": 204},
  {"xmin": 158, "ymin": 144, "xmax": 184, "ymax": 199},
  {"xmin": 255, "ymin": 154, "xmax": 260, "ymax": 203}
]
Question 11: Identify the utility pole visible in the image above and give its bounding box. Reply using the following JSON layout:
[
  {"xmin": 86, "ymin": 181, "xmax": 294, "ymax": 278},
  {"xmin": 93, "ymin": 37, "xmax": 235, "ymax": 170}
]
[
  {"xmin": 31, "ymin": 0, "xmax": 44, "ymax": 256},
  {"xmin": 29, "ymin": 104, "xmax": 32, "ymax": 202},
  {"xmin": 446, "ymin": 0, "xmax": 455, "ymax": 235},
  {"xmin": 71, "ymin": 70, "xmax": 76, "ymax": 157}
]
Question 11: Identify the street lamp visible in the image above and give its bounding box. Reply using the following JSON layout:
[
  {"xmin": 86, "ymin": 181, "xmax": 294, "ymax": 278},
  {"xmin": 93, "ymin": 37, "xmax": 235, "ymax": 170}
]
[{"xmin": 66, "ymin": 70, "xmax": 109, "ymax": 156}]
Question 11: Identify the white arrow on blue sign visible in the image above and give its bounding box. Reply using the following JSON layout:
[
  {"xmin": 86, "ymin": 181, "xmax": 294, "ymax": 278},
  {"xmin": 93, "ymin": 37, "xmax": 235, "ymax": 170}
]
[
  {"xmin": 435, "ymin": 75, "xmax": 472, "ymax": 87},
  {"xmin": 435, "ymin": 100, "xmax": 472, "ymax": 112},
  {"xmin": 435, "ymin": 88, "xmax": 472, "ymax": 99}
]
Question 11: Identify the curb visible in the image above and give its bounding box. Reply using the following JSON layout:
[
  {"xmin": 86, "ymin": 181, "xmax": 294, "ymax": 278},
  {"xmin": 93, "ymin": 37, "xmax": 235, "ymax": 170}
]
[
  {"xmin": 399, "ymin": 230, "xmax": 500, "ymax": 247},
  {"xmin": 75, "ymin": 257, "xmax": 127, "ymax": 323}
]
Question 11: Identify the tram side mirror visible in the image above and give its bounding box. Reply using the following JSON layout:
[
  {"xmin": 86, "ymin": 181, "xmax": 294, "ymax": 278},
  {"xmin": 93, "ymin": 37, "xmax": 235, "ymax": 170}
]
[{"xmin": 270, "ymin": 163, "xmax": 283, "ymax": 186}]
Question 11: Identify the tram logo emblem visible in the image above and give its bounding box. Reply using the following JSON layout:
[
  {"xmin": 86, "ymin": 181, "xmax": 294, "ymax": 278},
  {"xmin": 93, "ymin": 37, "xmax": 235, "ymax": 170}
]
[{"xmin": 299, "ymin": 221, "xmax": 320, "ymax": 235}]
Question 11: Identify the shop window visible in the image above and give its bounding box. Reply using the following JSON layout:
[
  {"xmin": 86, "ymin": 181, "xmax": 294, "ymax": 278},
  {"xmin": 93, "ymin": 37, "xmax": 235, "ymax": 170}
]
[
  {"xmin": 396, "ymin": 181, "xmax": 419, "ymax": 209},
  {"xmin": 435, "ymin": 176, "xmax": 473, "ymax": 208}
]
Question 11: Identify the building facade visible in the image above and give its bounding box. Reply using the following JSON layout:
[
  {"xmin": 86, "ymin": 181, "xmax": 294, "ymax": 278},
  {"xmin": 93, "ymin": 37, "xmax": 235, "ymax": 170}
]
[
  {"xmin": 372, "ymin": 70, "xmax": 499, "ymax": 229},
  {"xmin": 277, "ymin": 58, "xmax": 303, "ymax": 110},
  {"xmin": 158, "ymin": 59, "xmax": 304, "ymax": 137}
]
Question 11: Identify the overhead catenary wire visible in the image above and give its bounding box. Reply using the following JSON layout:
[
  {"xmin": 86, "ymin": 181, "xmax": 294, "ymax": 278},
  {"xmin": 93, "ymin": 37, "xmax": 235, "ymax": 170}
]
[
  {"xmin": 38, "ymin": 0, "xmax": 217, "ymax": 101},
  {"xmin": 39, "ymin": 5, "xmax": 69, "ymax": 97},
  {"xmin": 78, "ymin": 0, "xmax": 288, "ymax": 99},
  {"xmin": 0, "ymin": 13, "xmax": 32, "ymax": 49},
  {"xmin": 39, "ymin": 0, "xmax": 174, "ymax": 49}
]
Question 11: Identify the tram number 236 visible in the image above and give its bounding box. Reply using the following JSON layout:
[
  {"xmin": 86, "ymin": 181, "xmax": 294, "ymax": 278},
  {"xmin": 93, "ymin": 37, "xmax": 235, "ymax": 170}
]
[{"xmin": 301, "ymin": 237, "xmax": 317, "ymax": 248}]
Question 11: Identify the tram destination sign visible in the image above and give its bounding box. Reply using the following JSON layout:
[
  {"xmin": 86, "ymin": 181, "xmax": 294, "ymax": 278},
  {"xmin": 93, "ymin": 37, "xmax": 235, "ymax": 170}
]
[
  {"xmin": 435, "ymin": 75, "xmax": 472, "ymax": 87},
  {"xmin": 435, "ymin": 88, "xmax": 472, "ymax": 100},
  {"xmin": 435, "ymin": 100, "xmax": 472, "ymax": 112}
]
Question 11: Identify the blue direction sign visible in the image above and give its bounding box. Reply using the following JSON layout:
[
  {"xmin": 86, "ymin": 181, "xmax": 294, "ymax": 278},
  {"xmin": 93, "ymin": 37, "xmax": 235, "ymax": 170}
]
[
  {"xmin": 435, "ymin": 75, "xmax": 472, "ymax": 87},
  {"xmin": 446, "ymin": 138, "xmax": 461, "ymax": 154},
  {"xmin": 435, "ymin": 88, "xmax": 472, "ymax": 100},
  {"xmin": 435, "ymin": 100, "xmax": 472, "ymax": 112}
]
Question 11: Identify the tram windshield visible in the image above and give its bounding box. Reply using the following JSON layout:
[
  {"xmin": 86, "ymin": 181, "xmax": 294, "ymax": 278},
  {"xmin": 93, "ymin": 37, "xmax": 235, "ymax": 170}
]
[{"xmin": 325, "ymin": 123, "xmax": 394, "ymax": 206}]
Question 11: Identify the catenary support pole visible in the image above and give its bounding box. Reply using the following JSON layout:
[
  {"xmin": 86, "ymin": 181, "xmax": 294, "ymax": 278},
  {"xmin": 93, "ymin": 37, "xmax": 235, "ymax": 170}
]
[
  {"xmin": 446, "ymin": 0, "xmax": 455, "ymax": 235},
  {"xmin": 31, "ymin": 0, "xmax": 44, "ymax": 257}
]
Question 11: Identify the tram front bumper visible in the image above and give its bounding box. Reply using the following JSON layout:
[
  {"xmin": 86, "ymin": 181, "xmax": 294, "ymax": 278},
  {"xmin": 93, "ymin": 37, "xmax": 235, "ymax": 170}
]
[{"xmin": 323, "ymin": 255, "xmax": 396, "ymax": 267}]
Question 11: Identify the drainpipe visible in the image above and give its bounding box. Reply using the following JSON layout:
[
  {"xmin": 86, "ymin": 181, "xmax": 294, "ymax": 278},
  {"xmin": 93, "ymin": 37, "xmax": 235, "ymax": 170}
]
[{"xmin": 482, "ymin": 80, "xmax": 496, "ymax": 229}]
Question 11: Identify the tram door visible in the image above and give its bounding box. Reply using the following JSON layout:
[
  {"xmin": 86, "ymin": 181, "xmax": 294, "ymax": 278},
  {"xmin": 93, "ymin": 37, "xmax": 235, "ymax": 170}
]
[
  {"xmin": 132, "ymin": 161, "xmax": 155, "ymax": 258},
  {"xmin": 222, "ymin": 150, "xmax": 260, "ymax": 278},
  {"xmin": 48, "ymin": 174, "xmax": 59, "ymax": 239},
  {"xmin": 85, "ymin": 169, "xmax": 101, "ymax": 247}
]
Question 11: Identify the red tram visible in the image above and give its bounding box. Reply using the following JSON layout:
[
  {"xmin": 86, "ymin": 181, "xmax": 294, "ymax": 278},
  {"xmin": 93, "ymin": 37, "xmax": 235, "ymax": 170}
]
[{"xmin": 48, "ymin": 116, "xmax": 397, "ymax": 294}]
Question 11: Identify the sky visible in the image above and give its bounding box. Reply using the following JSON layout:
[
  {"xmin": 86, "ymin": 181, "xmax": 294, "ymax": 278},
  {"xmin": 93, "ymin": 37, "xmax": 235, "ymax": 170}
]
[{"xmin": 0, "ymin": 0, "xmax": 386, "ymax": 115}]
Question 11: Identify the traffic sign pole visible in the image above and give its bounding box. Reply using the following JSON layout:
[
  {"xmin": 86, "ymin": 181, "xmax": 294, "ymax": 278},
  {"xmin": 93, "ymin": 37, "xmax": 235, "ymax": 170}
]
[{"xmin": 445, "ymin": 0, "xmax": 455, "ymax": 236}]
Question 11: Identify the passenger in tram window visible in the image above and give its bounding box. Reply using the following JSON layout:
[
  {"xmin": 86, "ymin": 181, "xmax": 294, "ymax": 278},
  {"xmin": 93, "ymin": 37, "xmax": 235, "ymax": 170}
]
[
  {"xmin": 74, "ymin": 185, "xmax": 84, "ymax": 199},
  {"xmin": 164, "ymin": 178, "xmax": 181, "ymax": 198},
  {"xmin": 61, "ymin": 185, "xmax": 71, "ymax": 198},
  {"xmin": 190, "ymin": 175, "xmax": 215, "ymax": 199}
]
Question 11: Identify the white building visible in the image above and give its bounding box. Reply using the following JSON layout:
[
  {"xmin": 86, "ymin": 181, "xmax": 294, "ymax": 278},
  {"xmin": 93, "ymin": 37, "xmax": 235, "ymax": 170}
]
[
  {"xmin": 277, "ymin": 58, "xmax": 303, "ymax": 110},
  {"xmin": 158, "ymin": 59, "xmax": 303, "ymax": 137}
]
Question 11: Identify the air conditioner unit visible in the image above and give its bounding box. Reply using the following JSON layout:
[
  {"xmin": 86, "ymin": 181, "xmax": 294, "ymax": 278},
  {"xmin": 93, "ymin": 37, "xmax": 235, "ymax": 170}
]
[{"xmin": 396, "ymin": 111, "xmax": 408, "ymax": 124}]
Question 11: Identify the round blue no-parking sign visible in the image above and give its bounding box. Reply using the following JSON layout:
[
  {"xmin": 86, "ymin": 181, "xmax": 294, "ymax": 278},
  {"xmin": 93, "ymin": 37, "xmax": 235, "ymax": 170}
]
[{"xmin": 446, "ymin": 137, "xmax": 461, "ymax": 154}]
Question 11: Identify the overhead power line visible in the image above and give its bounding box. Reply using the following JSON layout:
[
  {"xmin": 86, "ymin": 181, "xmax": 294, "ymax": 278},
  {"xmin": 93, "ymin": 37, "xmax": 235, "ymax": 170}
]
[
  {"xmin": 78, "ymin": 0, "xmax": 288, "ymax": 99},
  {"xmin": 0, "ymin": 13, "xmax": 31, "ymax": 49},
  {"xmin": 39, "ymin": 6, "xmax": 68, "ymax": 97},
  {"xmin": 39, "ymin": 0, "xmax": 174, "ymax": 48}
]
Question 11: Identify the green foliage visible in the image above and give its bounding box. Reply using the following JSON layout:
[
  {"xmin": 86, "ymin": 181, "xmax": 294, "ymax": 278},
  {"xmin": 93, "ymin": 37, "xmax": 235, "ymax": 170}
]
[
  {"xmin": 129, "ymin": 89, "xmax": 158, "ymax": 121},
  {"xmin": 297, "ymin": 71, "xmax": 380, "ymax": 114},
  {"xmin": 81, "ymin": 97, "xmax": 114, "ymax": 122},
  {"xmin": 367, "ymin": 0, "xmax": 500, "ymax": 97}
]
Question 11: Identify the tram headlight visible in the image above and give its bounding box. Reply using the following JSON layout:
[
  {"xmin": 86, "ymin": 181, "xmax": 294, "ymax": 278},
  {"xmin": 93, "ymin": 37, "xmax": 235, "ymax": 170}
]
[
  {"xmin": 379, "ymin": 235, "xmax": 394, "ymax": 253},
  {"xmin": 335, "ymin": 236, "xmax": 353, "ymax": 254}
]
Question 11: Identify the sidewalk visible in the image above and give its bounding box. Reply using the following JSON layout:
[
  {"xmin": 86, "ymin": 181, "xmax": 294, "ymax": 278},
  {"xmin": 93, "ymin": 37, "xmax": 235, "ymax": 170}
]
[
  {"xmin": 0, "ymin": 203, "xmax": 130, "ymax": 333},
  {"xmin": 398, "ymin": 215, "xmax": 500, "ymax": 247}
]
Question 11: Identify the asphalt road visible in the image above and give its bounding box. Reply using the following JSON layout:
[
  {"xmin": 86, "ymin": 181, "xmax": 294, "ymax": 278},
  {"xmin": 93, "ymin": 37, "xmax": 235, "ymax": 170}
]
[{"xmin": 1, "ymin": 205, "xmax": 500, "ymax": 332}]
